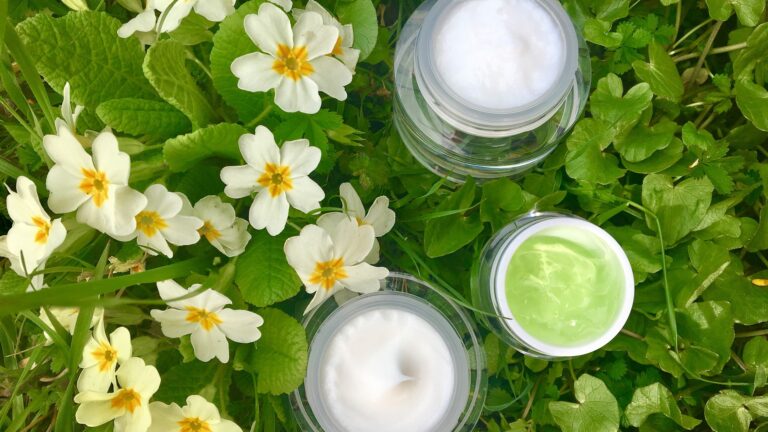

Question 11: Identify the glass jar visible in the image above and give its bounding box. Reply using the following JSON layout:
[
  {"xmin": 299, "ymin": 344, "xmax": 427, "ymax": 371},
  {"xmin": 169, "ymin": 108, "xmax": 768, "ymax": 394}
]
[{"xmin": 393, "ymin": 0, "xmax": 591, "ymax": 182}]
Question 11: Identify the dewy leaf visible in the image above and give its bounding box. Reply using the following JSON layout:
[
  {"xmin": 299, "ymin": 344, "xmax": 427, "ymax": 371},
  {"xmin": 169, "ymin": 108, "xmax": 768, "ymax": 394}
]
[
  {"xmin": 735, "ymin": 81, "xmax": 768, "ymax": 132},
  {"xmin": 704, "ymin": 390, "xmax": 768, "ymax": 432},
  {"xmin": 705, "ymin": 0, "xmax": 765, "ymax": 27},
  {"xmin": 641, "ymin": 174, "xmax": 714, "ymax": 246},
  {"xmin": 163, "ymin": 123, "xmax": 247, "ymax": 172},
  {"xmin": 249, "ymin": 308, "xmax": 308, "ymax": 395},
  {"xmin": 424, "ymin": 179, "xmax": 483, "ymax": 258},
  {"xmin": 210, "ymin": 0, "xmax": 270, "ymax": 123},
  {"xmin": 565, "ymin": 118, "xmax": 626, "ymax": 184},
  {"xmin": 632, "ymin": 42, "xmax": 684, "ymax": 102},
  {"xmin": 549, "ymin": 374, "xmax": 620, "ymax": 432},
  {"xmin": 235, "ymin": 231, "xmax": 302, "ymax": 307},
  {"xmin": 625, "ymin": 383, "xmax": 701, "ymax": 429},
  {"xmin": 590, "ymin": 74, "xmax": 653, "ymax": 137},
  {"xmin": 335, "ymin": 0, "xmax": 379, "ymax": 61},
  {"xmin": 15, "ymin": 11, "xmax": 157, "ymax": 108},
  {"xmin": 143, "ymin": 39, "xmax": 215, "ymax": 128},
  {"xmin": 96, "ymin": 98, "xmax": 192, "ymax": 139}
]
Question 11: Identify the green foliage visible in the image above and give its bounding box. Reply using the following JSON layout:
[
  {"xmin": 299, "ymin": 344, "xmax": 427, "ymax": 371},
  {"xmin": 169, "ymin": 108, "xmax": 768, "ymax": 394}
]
[
  {"xmin": 549, "ymin": 374, "xmax": 620, "ymax": 432},
  {"xmin": 625, "ymin": 383, "xmax": 701, "ymax": 429},
  {"xmin": 96, "ymin": 98, "xmax": 192, "ymax": 139},
  {"xmin": 162, "ymin": 123, "xmax": 247, "ymax": 172},
  {"xmin": 235, "ymin": 231, "xmax": 302, "ymax": 307},
  {"xmin": 335, "ymin": 0, "xmax": 378, "ymax": 60},
  {"xmin": 248, "ymin": 308, "xmax": 308, "ymax": 395}
]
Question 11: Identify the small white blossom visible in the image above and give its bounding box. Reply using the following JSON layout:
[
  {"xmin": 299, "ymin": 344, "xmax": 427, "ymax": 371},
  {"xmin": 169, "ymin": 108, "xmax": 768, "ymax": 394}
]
[
  {"xmin": 56, "ymin": 82, "xmax": 84, "ymax": 133},
  {"xmin": 220, "ymin": 126, "xmax": 324, "ymax": 236},
  {"xmin": 117, "ymin": 0, "xmax": 158, "ymax": 39},
  {"xmin": 149, "ymin": 395, "xmax": 242, "ymax": 432},
  {"xmin": 183, "ymin": 195, "xmax": 251, "ymax": 257},
  {"xmin": 317, "ymin": 183, "xmax": 395, "ymax": 263},
  {"xmin": 231, "ymin": 2, "xmax": 352, "ymax": 113},
  {"xmin": 115, "ymin": 184, "xmax": 203, "ymax": 258},
  {"xmin": 77, "ymin": 319, "xmax": 132, "ymax": 393},
  {"xmin": 155, "ymin": 0, "xmax": 235, "ymax": 33},
  {"xmin": 150, "ymin": 280, "xmax": 264, "ymax": 363},
  {"xmin": 293, "ymin": 0, "xmax": 360, "ymax": 71},
  {"xmin": 284, "ymin": 218, "xmax": 389, "ymax": 314},
  {"xmin": 39, "ymin": 306, "xmax": 102, "ymax": 345},
  {"xmin": 75, "ymin": 357, "xmax": 160, "ymax": 432},
  {"xmin": 44, "ymin": 126, "xmax": 147, "ymax": 238}
]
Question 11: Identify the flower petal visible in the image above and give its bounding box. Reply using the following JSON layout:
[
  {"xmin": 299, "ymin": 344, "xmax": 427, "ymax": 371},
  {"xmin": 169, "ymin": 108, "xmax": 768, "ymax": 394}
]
[
  {"xmin": 150, "ymin": 308, "xmax": 197, "ymax": 338},
  {"xmin": 191, "ymin": 326, "xmax": 229, "ymax": 362},
  {"xmin": 284, "ymin": 224, "xmax": 334, "ymax": 285},
  {"xmin": 117, "ymin": 7, "xmax": 157, "ymax": 38},
  {"xmin": 248, "ymin": 189, "xmax": 289, "ymax": 235},
  {"xmin": 75, "ymin": 394, "xmax": 121, "ymax": 427},
  {"xmin": 340, "ymin": 262, "xmax": 388, "ymax": 294},
  {"xmin": 303, "ymin": 284, "xmax": 337, "ymax": 314},
  {"xmin": 292, "ymin": 11, "xmax": 338, "ymax": 60},
  {"xmin": 274, "ymin": 77, "xmax": 320, "ymax": 114},
  {"xmin": 76, "ymin": 363, "xmax": 115, "ymax": 393},
  {"xmin": 327, "ymin": 218, "xmax": 374, "ymax": 264},
  {"xmin": 110, "ymin": 327, "xmax": 133, "ymax": 363},
  {"xmin": 280, "ymin": 139, "xmax": 320, "ymax": 177},
  {"xmin": 92, "ymin": 131, "xmax": 130, "ymax": 186},
  {"xmin": 244, "ymin": 3, "xmax": 293, "ymax": 56},
  {"xmin": 144, "ymin": 184, "xmax": 181, "ymax": 219},
  {"xmin": 364, "ymin": 238, "xmax": 381, "ymax": 264},
  {"xmin": 216, "ymin": 419, "xmax": 244, "ymax": 432},
  {"xmin": 7, "ymin": 177, "xmax": 47, "ymax": 224},
  {"xmin": 111, "ymin": 186, "xmax": 147, "ymax": 237},
  {"xmin": 193, "ymin": 0, "xmax": 235, "ymax": 22},
  {"xmin": 148, "ymin": 402, "xmax": 184, "ymax": 432},
  {"xmin": 156, "ymin": 279, "xmax": 192, "ymax": 307},
  {"xmin": 162, "ymin": 215, "xmax": 203, "ymax": 246},
  {"xmin": 309, "ymin": 56, "xmax": 351, "ymax": 101},
  {"xmin": 216, "ymin": 309, "xmax": 264, "ymax": 343},
  {"xmin": 114, "ymin": 406, "xmax": 152, "ymax": 432},
  {"xmin": 156, "ymin": 0, "xmax": 194, "ymax": 32},
  {"xmin": 316, "ymin": 212, "xmax": 347, "ymax": 233},
  {"xmin": 221, "ymin": 165, "xmax": 260, "ymax": 199},
  {"xmin": 232, "ymin": 52, "xmax": 282, "ymax": 93},
  {"xmin": 182, "ymin": 395, "xmax": 221, "ymax": 423},
  {"xmin": 365, "ymin": 196, "xmax": 396, "ymax": 236},
  {"xmin": 213, "ymin": 218, "xmax": 251, "ymax": 257},
  {"xmin": 197, "ymin": 288, "xmax": 232, "ymax": 312},
  {"xmin": 43, "ymin": 126, "xmax": 94, "ymax": 177},
  {"xmin": 338, "ymin": 182, "xmax": 365, "ymax": 219},
  {"xmin": 285, "ymin": 176, "xmax": 324, "ymax": 213},
  {"xmin": 46, "ymin": 166, "xmax": 90, "ymax": 214},
  {"xmin": 241, "ymin": 126, "xmax": 280, "ymax": 169},
  {"xmin": 194, "ymin": 196, "xmax": 236, "ymax": 229}
]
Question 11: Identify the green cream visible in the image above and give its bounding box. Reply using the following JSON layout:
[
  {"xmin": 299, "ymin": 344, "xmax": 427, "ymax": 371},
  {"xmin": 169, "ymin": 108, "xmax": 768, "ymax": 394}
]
[{"xmin": 504, "ymin": 224, "xmax": 626, "ymax": 348}]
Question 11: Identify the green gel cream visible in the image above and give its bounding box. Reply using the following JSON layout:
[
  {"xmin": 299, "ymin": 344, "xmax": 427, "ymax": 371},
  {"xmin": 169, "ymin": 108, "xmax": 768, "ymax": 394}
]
[{"xmin": 504, "ymin": 224, "xmax": 626, "ymax": 347}]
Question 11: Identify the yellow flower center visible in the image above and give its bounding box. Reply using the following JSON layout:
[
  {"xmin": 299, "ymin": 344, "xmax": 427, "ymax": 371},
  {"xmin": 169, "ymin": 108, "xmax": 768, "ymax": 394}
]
[
  {"xmin": 91, "ymin": 341, "xmax": 118, "ymax": 372},
  {"xmin": 185, "ymin": 306, "xmax": 223, "ymax": 331},
  {"xmin": 308, "ymin": 258, "xmax": 347, "ymax": 291},
  {"xmin": 198, "ymin": 220, "xmax": 221, "ymax": 242},
  {"xmin": 273, "ymin": 44, "xmax": 314, "ymax": 81},
  {"xmin": 178, "ymin": 417, "xmax": 212, "ymax": 432},
  {"xmin": 332, "ymin": 36, "xmax": 344, "ymax": 56},
  {"xmin": 79, "ymin": 168, "xmax": 110, "ymax": 208},
  {"xmin": 135, "ymin": 210, "xmax": 168, "ymax": 237},
  {"xmin": 32, "ymin": 216, "xmax": 51, "ymax": 244},
  {"xmin": 111, "ymin": 388, "xmax": 141, "ymax": 414},
  {"xmin": 257, "ymin": 163, "xmax": 293, "ymax": 197}
]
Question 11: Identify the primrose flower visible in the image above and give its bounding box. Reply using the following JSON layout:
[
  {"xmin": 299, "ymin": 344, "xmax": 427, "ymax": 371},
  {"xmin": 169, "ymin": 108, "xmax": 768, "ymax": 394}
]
[
  {"xmin": 184, "ymin": 195, "xmax": 251, "ymax": 257},
  {"xmin": 220, "ymin": 126, "xmax": 324, "ymax": 236},
  {"xmin": 293, "ymin": 0, "xmax": 360, "ymax": 71},
  {"xmin": 78, "ymin": 320, "xmax": 132, "ymax": 393},
  {"xmin": 117, "ymin": 0, "xmax": 158, "ymax": 39},
  {"xmin": 3, "ymin": 176, "xmax": 66, "ymax": 280},
  {"xmin": 44, "ymin": 126, "xmax": 147, "ymax": 238},
  {"xmin": 155, "ymin": 0, "xmax": 235, "ymax": 33},
  {"xmin": 284, "ymin": 218, "xmax": 389, "ymax": 314},
  {"xmin": 40, "ymin": 306, "xmax": 102, "ymax": 345},
  {"xmin": 150, "ymin": 280, "xmax": 264, "ymax": 363},
  {"xmin": 231, "ymin": 2, "xmax": 352, "ymax": 113},
  {"xmin": 268, "ymin": 0, "xmax": 292, "ymax": 11},
  {"xmin": 75, "ymin": 357, "xmax": 160, "ymax": 432},
  {"xmin": 317, "ymin": 183, "xmax": 395, "ymax": 263},
  {"xmin": 149, "ymin": 395, "xmax": 242, "ymax": 432},
  {"xmin": 115, "ymin": 184, "xmax": 203, "ymax": 258},
  {"xmin": 57, "ymin": 82, "xmax": 84, "ymax": 132}
]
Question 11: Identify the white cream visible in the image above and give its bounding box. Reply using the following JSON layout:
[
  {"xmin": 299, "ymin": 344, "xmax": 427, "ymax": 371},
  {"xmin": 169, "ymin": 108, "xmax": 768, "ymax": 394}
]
[
  {"xmin": 318, "ymin": 308, "xmax": 457, "ymax": 432},
  {"xmin": 433, "ymin": 0, "xmax": 566, "ymax": 110}
]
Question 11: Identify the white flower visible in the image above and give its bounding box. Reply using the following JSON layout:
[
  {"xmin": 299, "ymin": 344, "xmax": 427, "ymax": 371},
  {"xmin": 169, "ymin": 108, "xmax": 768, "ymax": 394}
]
[
  {"xmin": 183, "ymin": 195, "xmax": 251, "ymax": 257},
  {"xmin": 149, "ymin": 395, "xmax": 242, "ymax": 432},
  {"xmin": 268, "ymin": 0, "xmax": 292, "ymax": 12},
  {"xmin": 39, "ymin": 307, "xmax": 102, "ymax": 345},
  {"xmin": 4, "ymin": 176, "xmax": 66, "ymax": 278},
  {"xmin": 0, "ymin": 236, "xmax": 44, "ymax": 291},
  {"xmin": 220, "ymin": 126, "xmax": 324, "ymax": 236},
  {"xmin": 284, "ymin": 218, "xmax": 389, "ymax": 314},
  {"xmin": 293, "ymin": 0, "xmax": 360, "ymax": 71},
  {"xmin": 56, "ymin": 82, "xmax": 84, "ymax": 132},
  {"xmin": 155, "ymin": 0, "xmax": 236, "ymax": 33},
  {"xmin": 44, "ymin": 126, "xmax": 147, "ymax": 238},
  {"xmin": 77, "ymin": 319, "xmax": 132, "ymax": 393},
  {"xmin": 317, "ymin": 183, "xmax": 395, "ymax": 263},
  {"xmin": 63, "ymin": 0, "xmax": 89, "ymax": 11},
  {"xmin": 150, "ymin": 280, "xmax": 264, "ymax": 363},
  {"xmin": 117, "ymin": 0, "xmax": 158, "ymax": 39},
  {"xmin": 75, "ymin": 357, "xmax": 160, "ymax": 432},
  {"xmin": 231, "ymin": 2, "xmax": 352, "ymax": 113},
  {"xmin": 115, "ymin": 184, "xmax": 203, "ymax": 258}
]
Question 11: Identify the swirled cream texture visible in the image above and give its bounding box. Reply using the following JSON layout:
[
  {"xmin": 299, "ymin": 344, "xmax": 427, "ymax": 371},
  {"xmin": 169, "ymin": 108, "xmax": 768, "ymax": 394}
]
[
  {"xmin": 319, "ymin": 308, "xmax": 456, "ymax": 432},
  {"xmin": 433, "ymin": 0, "xmax": 566, "ymax": 110}
]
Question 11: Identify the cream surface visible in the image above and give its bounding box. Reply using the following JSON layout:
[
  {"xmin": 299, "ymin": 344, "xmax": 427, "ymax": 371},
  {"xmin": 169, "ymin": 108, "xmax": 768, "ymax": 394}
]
[
  {"xmin": 433, "ymin": 0, "xmax": 566, "ymax": 110},
  {"xmin": 319, "ymin": 308, "xmax": 456, "ymax": 432}
]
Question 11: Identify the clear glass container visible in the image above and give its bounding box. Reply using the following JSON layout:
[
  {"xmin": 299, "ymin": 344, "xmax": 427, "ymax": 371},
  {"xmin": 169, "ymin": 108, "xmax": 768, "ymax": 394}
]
[
  {"xmin": 291, "ymin": 272, "xmax": 487, "ymax": 431},
  {"xmin": 472, "ymin": 212, "xmax": 635, "ymax": 359},
  {"xmin": 393, "ymin": 0, "xmax": 591, "ymax": 182}
]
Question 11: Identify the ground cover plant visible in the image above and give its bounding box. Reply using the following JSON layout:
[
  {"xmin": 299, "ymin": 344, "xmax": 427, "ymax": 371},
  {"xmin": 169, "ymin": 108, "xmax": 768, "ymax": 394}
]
[{"xmin": 1, "ymin": 0, "xmax": 768, "ymax": 431}]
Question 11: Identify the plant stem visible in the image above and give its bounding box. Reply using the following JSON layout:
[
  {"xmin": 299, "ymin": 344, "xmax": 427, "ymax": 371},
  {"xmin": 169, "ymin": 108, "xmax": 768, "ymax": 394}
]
[
  {"xmin": 736, "ymin": 328, "xmax": 768, "ymax": 338},
  {"xmin": 246, "ymin": 105, "xmax": 274, "ymax": 128},
  {"xmin": 686, "ymin": 20, "xmax": 723, "ymax": 88},
  {"xmin": 673, "ymin": 41, "xmax": 747, "ymax": 62},
  {"xmin": 671, "ymin": 18, "xmax": 714, "ymax": 50},
  {"xmin": 521, "ymin": 375, "xmax": 542, "ymax": 420}
]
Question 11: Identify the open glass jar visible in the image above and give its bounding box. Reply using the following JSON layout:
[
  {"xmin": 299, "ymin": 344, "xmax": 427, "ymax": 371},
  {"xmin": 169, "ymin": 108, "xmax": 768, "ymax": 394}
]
[{"xmin": 393, "ymin": 0, "xmax": 591, "ymax": 181}]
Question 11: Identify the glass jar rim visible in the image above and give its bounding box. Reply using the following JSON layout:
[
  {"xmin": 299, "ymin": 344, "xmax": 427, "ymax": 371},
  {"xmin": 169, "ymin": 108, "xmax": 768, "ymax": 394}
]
[{"xmin": 416, "ymin": 0, "xmax": 580, "ymax": 134}]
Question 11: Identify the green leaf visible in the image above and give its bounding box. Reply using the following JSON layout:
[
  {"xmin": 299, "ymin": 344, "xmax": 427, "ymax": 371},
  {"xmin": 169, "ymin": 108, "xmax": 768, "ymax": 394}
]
[
  {"xmin": 704, "ymin": 271, "xmax": 768, "ymax": 325},
  {"xmin": 15, "ymin": 11, "xmax": 157, "ymax": 108},
  {"xmin": 604, "ymin": 226, "xmax": 662, "ymax": 282},
  {"xmin": 0, "ymin": 271, "xmax": 27, "ymax": 295},
  {"xmin": 632, "ymin": 42, "xmax": 684, "ymax": 102},
  {"xmin": 614, "ymin": 118, "xmax": 676, "ymax": 162},
  {"xmin": 622, "ymin": 137, "xmax": 683, "ymax": 174},
  {"xmin": 169, "ymin": 12, "xmax": 214, "ymax": 46},
  {"xmin": 143, "ymin": 39, "xmax": 215, "ymax": 128},
  {"xmin": 480, "ymin": 179, "xmax": 524, "ymax": 230},
  {"xmin": 734, "ymin": 24, "xmax": 768, "ymax": 81},
  {"xmin": 336, "ymin": 0, "xmax": 379, "ymax": 61},
  {"xmin": 744, "ymin": 337, "xmax": 768, "ymax": 369},
  {"xmin": 235, "ymin": 231, "xmax": 302, "ymax": 307},
  {"xmin": 625, "ymin": 383, "xmax": 701, "ymax": 429},
  {"xmin": 250, "ymin": 308, "xmax": 308, "ymax": 395},
  {"xmin": 549, "ymin": 374, "xmax": 620, "ymax": 432},
  {"xmin": 705, "ymin": 0, "xmax": 765, "ymax": 27},
  {"xmin": 641, "ymin": 174, "xmax": 714, "ymax": 246},
  {"xmin": 154, "ymin": 360, "xmax": 217, "ymax": 405},
  {"xmin": 163, "ymin": 123, "xmax": 247, "ymax": 172},
  {"xmin": 96, "ymin": 98, "xmax": 192, "ymax": 139},
  {"xmin": 424, "ymin": 180, "xmax": 484, "ymax": 258},
  {"xmin": 735, "ymin": 81, "xmax": 768, "ymax": 132},
  {"xmin": 705, "ymin": 390, "xmax": 768, "ymax": 432},
  {"xmin": 748, "ymin": 204, "xmax": 768, "ymax": 251},
  {"xmin": 584, "ymin": 18, "xmax": 623, "ymax": 48},
  {"xmin": 590, "ymin": 74, "xmax": 653, "ymax": 137},
  {"xmin": 210, "ymin": 0, "xmax": 270, "ymax": 123},
  {"xmin": 677, "ymin": 301, "xmax": 734, "ymax": 375},
  {"xmin": 565, "ymin": 118, "xmax": 626, "ymax": 184}
]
